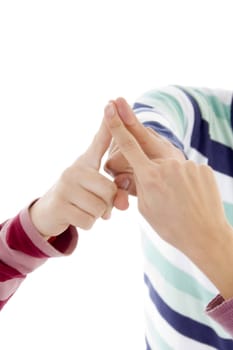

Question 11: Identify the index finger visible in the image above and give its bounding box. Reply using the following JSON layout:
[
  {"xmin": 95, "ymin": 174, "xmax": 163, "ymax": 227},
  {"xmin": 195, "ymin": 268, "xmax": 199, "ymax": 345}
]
[
  {"xmin": 104, "ymin": 102, "xmax": 149, "ymax": 173},
  {"xmin": 115, "ymin": 97, "xmax": 161, "ymax": 154},
  {"xmin": 83, "ymin": 117, "xmax": 112, "ymax": 170}
]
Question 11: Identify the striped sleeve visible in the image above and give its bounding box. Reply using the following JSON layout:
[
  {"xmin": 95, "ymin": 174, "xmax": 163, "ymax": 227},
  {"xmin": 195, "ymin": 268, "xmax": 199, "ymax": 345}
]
[
  {"xmin": 132, "ymin": 85, "xmax": 195, "ymax": 154},
  {"xmin": 0, "ymin": 204, "xmax": 78, "ymax": 310},
  {"xmin": 133, "ymin": 86, "xmax": 233, "ymax": 170}
]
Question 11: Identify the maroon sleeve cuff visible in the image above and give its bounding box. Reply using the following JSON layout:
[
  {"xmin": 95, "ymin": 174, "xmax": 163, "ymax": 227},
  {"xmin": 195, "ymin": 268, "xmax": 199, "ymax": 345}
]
[
  {"xmin": 18, "ymin": 204, "xmax": 78, "ymax": 258},
  {"xmin": 206, "ymin": 294, "xmax": 233, "ymax": 336}
]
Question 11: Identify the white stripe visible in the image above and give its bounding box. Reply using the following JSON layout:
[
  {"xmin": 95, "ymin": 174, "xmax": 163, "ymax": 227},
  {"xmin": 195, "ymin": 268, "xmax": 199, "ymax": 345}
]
[
  {"xmin": 144, "ymin": 290, "xmax": 216, "ymax": 350},
  {"xmin": 137, "ymin": 111, "xmax": 173, "ymax": 130},
  {"xmin": 0, "ymin": 278, "xmax": 23, "ymax": 300}
]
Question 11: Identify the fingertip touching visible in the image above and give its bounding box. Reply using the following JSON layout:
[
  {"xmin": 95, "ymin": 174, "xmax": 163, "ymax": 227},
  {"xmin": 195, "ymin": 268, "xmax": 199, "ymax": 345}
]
[
  {"xmin": 115, "ymin": 97, "xmax": 135, "ymax": 126},
  {"xmin": 104, "ymin": 101, "xmax": 149, "ymax": 173}
]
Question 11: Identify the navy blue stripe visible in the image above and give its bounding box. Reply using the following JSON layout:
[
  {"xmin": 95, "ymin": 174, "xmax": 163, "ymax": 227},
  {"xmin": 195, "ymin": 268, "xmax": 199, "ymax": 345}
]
[
  {"xmin": 144, "ymin": 274, "xmax": 233, "ymax": 349},
  {"xmin": 142, "ymin": 120, "xmax": 184, "ymax": 152},
  {"xmin": 133, "ymin": 102, "xmax": 153, "ymax": 110},
  {"xmin": 179, "ymin": 88, "xmax": 233, "ymax": 177}
]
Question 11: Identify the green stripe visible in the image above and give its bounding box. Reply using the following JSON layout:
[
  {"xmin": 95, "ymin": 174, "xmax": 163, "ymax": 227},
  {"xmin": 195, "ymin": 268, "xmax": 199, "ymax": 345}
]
[
  {"xmin": 193, "ymin": 89, "xmax": 231, "ymax": 121},
  {"xmin": 142, "ymin": 232, "xmax": 215, "ymax": 303},
  {"xmin": 141, "ymin": 90, "xmax": 187, "ymax": 139},
  {"xmin": 224, "ymin": 201, "xmax": 233, "ymax": 226},
  {"xmin": 182, "ymin": 87, "xmax": 233, "ymax": 148}
]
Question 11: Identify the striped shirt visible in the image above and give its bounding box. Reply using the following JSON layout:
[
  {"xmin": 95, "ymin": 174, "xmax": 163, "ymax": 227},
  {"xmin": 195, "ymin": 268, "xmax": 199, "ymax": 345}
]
[
  {"xmin": 133, "ymin": 86, "xmax": 233, "ymax": 349},
  {"xmin": 0, "ymin": 204, "xmax": 77, "ymax": 310}
]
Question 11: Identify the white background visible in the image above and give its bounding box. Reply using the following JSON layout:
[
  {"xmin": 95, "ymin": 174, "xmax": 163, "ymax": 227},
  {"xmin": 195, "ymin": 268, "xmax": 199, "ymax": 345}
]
[{"xmin": 0, "ymin": 1, "xmax": 232, "ymax": 349}]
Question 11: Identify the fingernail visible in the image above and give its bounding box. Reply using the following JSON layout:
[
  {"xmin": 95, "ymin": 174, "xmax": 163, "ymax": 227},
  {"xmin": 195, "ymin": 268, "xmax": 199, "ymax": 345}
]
[
  {"xmin": 105, "ymin": 103, "xmax": 115, "ymax": 119},
  {"xmin": 116, "ymin": 99, "xmax": 134, "ymax": 125}
]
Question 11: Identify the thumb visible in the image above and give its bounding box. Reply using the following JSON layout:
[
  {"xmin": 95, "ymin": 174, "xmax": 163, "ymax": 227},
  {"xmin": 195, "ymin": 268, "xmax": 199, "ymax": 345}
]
[
  {"xmin": 104, "ymin": 102, "xmax": 149, "ymax": 176},
  {"xmin": 82, "ymin": 117, "xmax": 112, "ymax": 170}
]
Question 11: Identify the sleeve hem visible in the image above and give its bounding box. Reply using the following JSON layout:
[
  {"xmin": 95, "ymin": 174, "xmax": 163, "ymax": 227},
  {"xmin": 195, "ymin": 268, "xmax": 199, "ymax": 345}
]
[
  {"xmin": 19, "ymin": 203, "xmax": 78, "ymax": 257},
  {"xmin": 206, "ymin": 294, "xmax": 233, "ymax": 336}
]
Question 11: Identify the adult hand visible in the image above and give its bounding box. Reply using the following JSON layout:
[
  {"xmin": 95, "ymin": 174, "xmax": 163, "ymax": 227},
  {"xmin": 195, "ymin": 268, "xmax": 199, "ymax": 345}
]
[
  {"xmin": 30, "ymin": 118, "xmax": 129, "ymax": 238},
  {"xmin": 104, "ymin": 97, "xmax": 185, "ymax": 195},
  {"xmin": 104, "ymin": 101, "xmax": 233, "ymax": 299}
]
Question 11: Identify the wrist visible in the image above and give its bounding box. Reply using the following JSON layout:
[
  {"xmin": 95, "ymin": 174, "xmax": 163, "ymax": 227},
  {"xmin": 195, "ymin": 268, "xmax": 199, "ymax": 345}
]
[
  {"xmin": 29, "ymin": 197, "xmax": 67, "ymax": 239},
  {"xmin": 214, "ymin": 225, "xmax": 233, "ymax": 300},
  {"xmin": 191, "ymin": 224, "xmax": 233, "ymax": 300},
  {"xmin": 29, "ymin": 200, "xmax": 51, "ymax": 240}
]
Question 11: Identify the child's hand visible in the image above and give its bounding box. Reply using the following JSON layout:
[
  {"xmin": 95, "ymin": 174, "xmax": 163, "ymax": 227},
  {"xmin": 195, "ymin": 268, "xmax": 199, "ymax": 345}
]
[{"xmin": 29, "ymin": 118, "xmax": 129, "ymax": 238}]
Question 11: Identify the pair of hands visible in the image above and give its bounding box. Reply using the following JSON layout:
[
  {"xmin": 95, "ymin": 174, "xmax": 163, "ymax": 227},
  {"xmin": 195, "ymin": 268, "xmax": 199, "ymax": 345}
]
[
  {"xmin": 30, "ymin": 97, "xmax": 233, "ymax": 299},
  {"xmin": 30, "ymin": 97, "xmax": 184, "ymax": 237}
]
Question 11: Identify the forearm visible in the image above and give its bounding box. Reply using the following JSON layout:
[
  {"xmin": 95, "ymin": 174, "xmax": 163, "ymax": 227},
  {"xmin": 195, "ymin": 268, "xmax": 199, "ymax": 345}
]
[
  {"xmin": 206, "ymin": 236, "xmax": 233, "ymax": 337},
  {"xmin": 209, "ymin": 232, "xmax": 233, "ymax": 301},
  {"xmin": 188, "ymin": 223, "xmax": 233, "ymax": 300}
]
